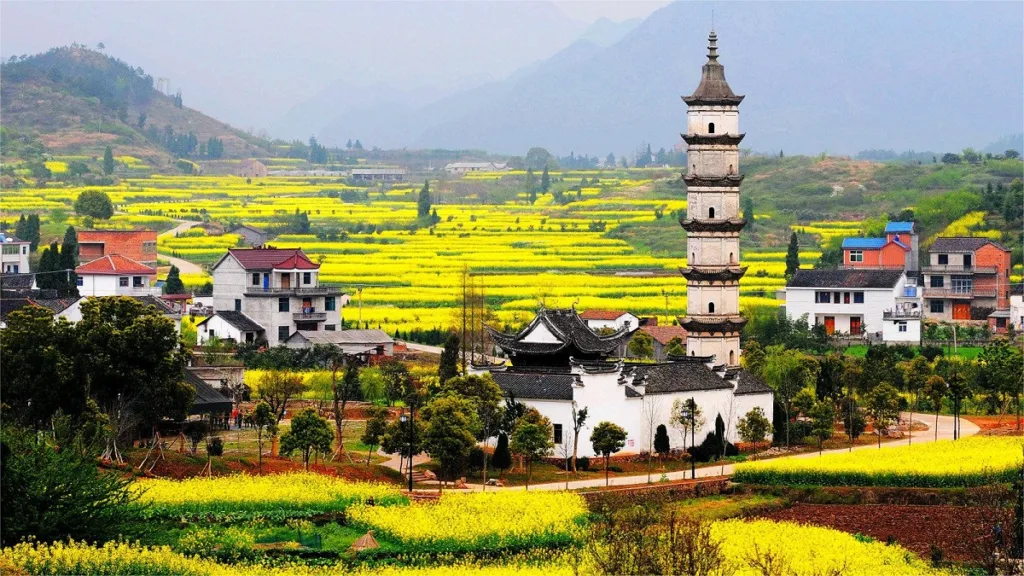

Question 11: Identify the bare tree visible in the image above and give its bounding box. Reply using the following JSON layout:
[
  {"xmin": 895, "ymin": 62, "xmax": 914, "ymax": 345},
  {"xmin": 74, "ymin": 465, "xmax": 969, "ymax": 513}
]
[
  {"xmin": 558, "ymin": 426, "xmax": 575, "ymax": 490},
  {"xmin": 640, "ymin": 395, "xmax": 662, "ymax": 483}
]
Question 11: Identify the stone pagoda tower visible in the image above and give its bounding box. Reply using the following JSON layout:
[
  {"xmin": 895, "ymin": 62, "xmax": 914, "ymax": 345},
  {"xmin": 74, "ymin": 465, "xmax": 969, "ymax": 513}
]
[{"xmin": 679, "ymin": 30, "xmax": 747, "ymax": 367}]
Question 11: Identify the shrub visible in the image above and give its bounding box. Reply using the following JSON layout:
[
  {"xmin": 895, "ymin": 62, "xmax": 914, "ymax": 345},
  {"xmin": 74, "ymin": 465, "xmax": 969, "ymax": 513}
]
[
  {"xmin": 576, "ymin": 456, "xmax": 591, "ymax": 472},
  {"xmin": 205, "ymin": 436, "xmax": 223, "ymax": 457}
]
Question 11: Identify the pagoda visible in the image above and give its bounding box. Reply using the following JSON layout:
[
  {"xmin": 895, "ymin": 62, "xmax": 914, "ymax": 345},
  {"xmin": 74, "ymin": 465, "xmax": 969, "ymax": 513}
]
[{"xmin": 679, "ymin": 30, "xmax": 747, "ymax": 367}]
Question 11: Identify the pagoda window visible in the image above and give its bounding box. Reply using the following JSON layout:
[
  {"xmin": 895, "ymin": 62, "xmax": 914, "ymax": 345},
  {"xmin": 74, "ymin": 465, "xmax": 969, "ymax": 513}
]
[
  {"xmin": 708, "ymin": 122, "xmax": 715, "ymax": 134},
  {"xmin": 729, "ymin": 252, "xmax": 735, "ymax": 264},
  {"xmin": 708, "ymin": 302, "xmax": 716, "ymax": 314},
  {"xmin": 708, "ymin": 207, "xmax": 715, "ymax": 219},
  {"xmin": 729, "ymin": 350, "xmax": 735, "ymax": 364},
  {"xmin": 728, "ymin": 164, "xmax": 734, "ymax": 174}
]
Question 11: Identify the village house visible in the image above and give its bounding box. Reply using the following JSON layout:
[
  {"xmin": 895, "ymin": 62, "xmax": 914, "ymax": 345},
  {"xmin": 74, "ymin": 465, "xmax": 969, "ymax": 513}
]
[
  {"xmin": 349, "ymin": 168, "xmax": 405, "ymax": 182},
  {"xmin": 59, "ymin": 295, "xmax": 181, "ymax": 332},
  {"xmin": 444, "ymin": 162, "xmax": 509, "ymax": 175},
  {"xmin": 578, "ymin": 309, "xmax": 639, "ymax": 332},
  {"xmin": 841, "ymin": 221, "xmax": 919, "ymax": 272},
  {"xmin": 784, "ymin": 269, "xmax": 921, "ymax": 343},
  {"xmin": 921, "ymin": 237, "xmax": 1011, "ymax": 322},
  {"xmin": 235, "ymin": 159, "xmax": 268, "ymax": 178},
  {"xmin": 196, "ymin": 310, "xmax": 265, "ymax": 345},
  {"xmin": 78, "ymin": 229, "xmax": 159, "ymax": 267},
  {"xmin": 637, "ymin": 325, "xmax": 689, "ymax": 361},
  {"xmin": 75, "ymin": 254, "xmax": 159, "ymax": 297},
  {"xmin": 230, "ymin": 224, "xmax": 270, "ymax": 247},
  {"xmin": 1010, "ymin": 284, "xmax": 1023, "ymax": 332},
  {"xmin": 0, "ymin": 233, "xmax": 31, "ymax": 274},
  {"xmin": 283, "ymin": 328, "xmax": 395, "ymax": 357},
  {"xmin": 210, "ymin": 246, "xmax": 348, "ymax": 346}
]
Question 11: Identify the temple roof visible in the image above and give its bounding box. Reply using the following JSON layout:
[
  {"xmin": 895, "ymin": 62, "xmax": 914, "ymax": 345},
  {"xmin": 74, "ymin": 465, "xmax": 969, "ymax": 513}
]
[
  {"xmin": 683, "ymin": 31, "xmax": 744, "ymax": 106},
  {"xmin": 486, "ymin": 307, "xmax": 634, "ymax": 357},
  {"xmin": 734, "ymin": 369, "xmax": 773, "ymax": 395},
  {"xmin": 489, "ymin": 369, "xmax": 578, "ymax": 401},
  {"xmin": 632, "ymin": 360, "xmax": 735, "ymax": 395}
]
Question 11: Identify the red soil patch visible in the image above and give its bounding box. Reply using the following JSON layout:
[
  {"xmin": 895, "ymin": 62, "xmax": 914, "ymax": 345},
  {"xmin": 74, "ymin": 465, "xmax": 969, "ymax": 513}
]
[
  {"xmin": 964, "ymin": 415, "xmax": 1024, "ymax": 435},
  {"xmin": 760, "ymin": 503, "xmax": 1011, "ymax": 562}
]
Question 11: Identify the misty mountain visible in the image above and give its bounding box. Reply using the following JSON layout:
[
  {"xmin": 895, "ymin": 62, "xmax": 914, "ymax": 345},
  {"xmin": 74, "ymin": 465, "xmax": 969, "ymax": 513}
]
[
  {"xmin": 321, "ymin": 1, "xmax": 1023, "ymax": 156},
  {"xmin": 983, "ymin": 134, "xmax": 1024, "ymax": 156}
]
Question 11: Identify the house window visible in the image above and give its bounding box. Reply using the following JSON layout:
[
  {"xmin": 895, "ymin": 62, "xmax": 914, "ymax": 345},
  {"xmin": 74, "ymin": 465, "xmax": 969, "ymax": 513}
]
[
  {"xmin": 938, "ymin": 254, "xmax": 948, "ymax": 265},
  {"xmin": 234, "ymin": 299, "xmax": 241, "ymax": 312},
  {"xmin": 553, "ymin": 424, "xmax": 563, "ymax": 444},
  {"xmin": 277, "ymin": 326, "xmax": 290, "ymax": 341},
  {"xmin": 843, "ymin": 292, "xmax": 851, "ymax": 304},
  {"xmin": 133, "ymin": 276, "xmax": 144, "ymax": 287},
  {"xmin": 897, "ymin": 321, "xmax": 908, "ymax": 333},
  {"xmin": 996, "ymin": 317, "xmax": 1007, "ymax": 328},
  {"xmin": 303, "ymin": 272, "xmax": 311, "ymax": 285},
  {"xmin": 252, "ymin": 273, "xmax": 260, "ymax": 285},
  {"xmin": 325, "ymin": 296, "xmax": 336, "ymax": 311},
  {"xmin": 278, "ymin": 298, "xmax": 290, "ymax": 312},
  {"xmin": 143, "ymin": 241, "xmax": 157, "ymax": 255},
  {"xmin": 930, "ymin": 276, "xmax": 944, "ymax": 288},
  {"xmin": 815, "ymin": 291, "xmax": 831, "ymax": 303},
  {"xmin": 930, "ymin": 300, "xmax": 945, "ymax": 314},
  {"xmin": 325, "ymin": 324, "xmax": 336, "ymax": 331},
  {"xmin": 951, "ymin": 275, "xmax": 972, "ymax": 294},
  {"xmin": 708, "ymin": 122, "xmax": 715, "ymax": 134},
  {"xmin": 833, "ymin": 292, "xmax": 841, "ymax": 303},
  {"xmin": 1, "ymin": 244, "xmax": 18, "ymax": 254},
  {"xmin": 853, "ymin": 292, "xmax": 864, "ymax": 303},
  {"xmin": 76, "ymin": 277, "xmax": 84, "ymax": 286},
  {"xmin": 849, "ymin": 250, "xmax": 863, "ymax": 263},
  {"xmin": 119, "ymin": 277, "xmax": 129, "ymax": 287}
]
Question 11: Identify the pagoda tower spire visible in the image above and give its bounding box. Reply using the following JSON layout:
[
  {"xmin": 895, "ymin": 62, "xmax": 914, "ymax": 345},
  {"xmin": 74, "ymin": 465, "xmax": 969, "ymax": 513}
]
[{"xmin": 679, "ymin": 30, "xmax": 746, "ymax": 367}]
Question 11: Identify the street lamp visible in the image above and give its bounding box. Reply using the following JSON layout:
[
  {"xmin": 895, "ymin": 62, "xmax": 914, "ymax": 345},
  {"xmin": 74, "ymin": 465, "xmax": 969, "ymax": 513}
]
[{"xmin": 400, "ymin": 412, "xmax": 413, "ymax": 492}]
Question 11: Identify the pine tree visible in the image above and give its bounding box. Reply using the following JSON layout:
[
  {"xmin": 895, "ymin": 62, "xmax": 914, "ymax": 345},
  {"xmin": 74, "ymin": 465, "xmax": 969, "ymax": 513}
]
[
  {"xmin": 541, "ymin": 166, "xmax": 550, "ymax": 192},
  {"xmin": 103, "ymin": 146, "xmax": 114, "ymax": 175},
  {"xmin": 742, "ymin": 196, "xmax": 754, "ymax": 229},
  {"xmin": 15, "ymin": 215, "xmax": 27, "ymax": 242},
  {"xmin": 25, "ymin": 215, "xmax": 40, "ymax": 252},
  {"xmin": 438, "ymin": 333, "xmax": 460, "ymax": 383},
  {"xmin": 59, "ymin": 226, "xmax": 79, "ymax": 297},
  {"xmin": 37, "ymin": 242, "xmax": 59, "ymax": 290},
  {"xmin": 785, "ymin": 231, "xmax": 800, "ymax": 277},
  {"xmin": 492, "ymin": 432, "xmax": 512, "ymax": 474},
  {"xmin": 605, "ymin": 152, "xmax": 615, "ymax": 167},
  {"xmin": 164, "ymin": 265, "xmax": 186, "ymax": 295},
  {"xmin": 417, "ymin": 181, "xmax": 431, "ymax": 218}
]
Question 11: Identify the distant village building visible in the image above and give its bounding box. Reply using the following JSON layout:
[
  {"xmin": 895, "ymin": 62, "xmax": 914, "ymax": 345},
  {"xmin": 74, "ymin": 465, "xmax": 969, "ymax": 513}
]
[
  {"xmin": 0, "ymin": 233, "xmax": 31, "ymax": 274},
  {"xmin": 283, "ymin": 329, "xmax": 394, "ymax": 357},
  {"xmin": 60, "ymin": 295, "xmax": 180, "ymax": 332},
  {"xmin": 637, "ymin": 325, "xmax": 689, "ymax": 361},
  {"xmin": 922, "ymin": 237, "xmax": 1011, "ymax": 324},
  {"xmin": 444, "ymin": 162, "xmax": 508, "ymax": 175},
  {"xmin": 78, "ymin": 229, "xmax": 159, "ymax": 267},
  {"xmin": 210, "ymin": 247, "xmax": 348, "ymax": 346},
  {"xmin": 350, "ymin": 168, "xmax": 405, "ymax": 182},
  {"xmin": 75, "ymin": 255, "xmax": 159, "ymax": 297},
  {"xmin": 1009, "ymin": 284, "xmax": 1023, "ymax": 332},
  {"xmin": 235, "ymin": 159, "xmax": 268, "ymax": 178},
  {"xmin": 841, "ymin": 222, "xmax": 919, "ymax": 272},
  {"xmin": 231, "ymin": 224, "xmax": 270, "ymax": 247},
  {"xmin": 578, "ymin": 309, "xmax": 639, "ymax": 332},
  {"xmin": 196, "ymin": 310, "xmax": 265, "ymax": 345}
]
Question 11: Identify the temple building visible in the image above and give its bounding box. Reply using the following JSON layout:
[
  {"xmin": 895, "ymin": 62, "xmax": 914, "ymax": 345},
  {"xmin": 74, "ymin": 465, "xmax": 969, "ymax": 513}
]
[{"xmin": 475, "ymin": 32, "xmax": 772, "ymax": 458}]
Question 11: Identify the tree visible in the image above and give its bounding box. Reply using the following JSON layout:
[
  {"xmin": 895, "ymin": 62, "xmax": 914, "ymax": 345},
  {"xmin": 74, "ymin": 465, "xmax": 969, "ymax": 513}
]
[
  {"xmin": 785, "ymin": 231, "xmax": 800, "ymax": 277},
  {"xmin": 440, "ymin": 374, "xmax": 503, "ymax": 485},
  {"xmin": 742, "ymin": 196, "xmax": 754, "ymax": 229},
  {"xmin": 866, "ymin": 382, "xmax": 901, "ymax": 448},
  {"xmin": 653, "ymin": 424, "xmax": 670, "ymax": 458},
  {"xmin": 492, "ymin": 432, "xmax": 512, "ymax": 476},
  {"xmin": 256, "ymin": 370, "xmax": 306, "ymax": 424},
  {"xmin": 671, "ymin": 397, "xmax": 706, "ymax": 452},
  {"xmin": 510, "ymin": 408, "xmax": 553, "ymax": 489},
  {"xmin": 18, "ymin": 214, "xmax": 41, "ymax": 251},
  {"xmin": 628, "ymin": 330, "xmax": 654, "ymax": 359},
  {"xmin": 380, "ymin": 413, "xmax": 424, "ymax": 473},
  {"xmin": 36, "ymin": 242, "xmax": 61, "ymax": 291},
  {"xmin": 570, "ymin": 404, "xmax": 588, "ymax": 472},
  {"xmin": 941, "ymin": 152, "xmax": 961, "ymax": 164},
  {"xmin": 809, "ymin": 401, "xmax": 836, "ymax": 454},
  {"xmin": 103, "ymin": 146, "xmax": 114, "ymax": 175},
  {"xmin": 379, "ymin": 360, "xmax": 410, "ymax": 406},
  {"xmin": 417, "ymin": 180, "xmax": 431, "ymax": 218},
  {"xmin": 736, "ymin": 407, "xmax": 771, "ymax": 457},
  {"xmin": 137, "ymin": 113, "xmax": 147, "ymax": 130},
  {"xmin": 1005, "ymin": 149, "xmax": 1021, "ymax": 159},
  {"xmin": 605, "ymin": 152, "xmax": 615, "ymax": 167},
  {"xmin": 59, "ymin": 225, "xmax": 79, "ymax": 297},
  {"xmin": 937, "ymin": 356, "xmax": 973, "ymax": 440},
  {"xmin": 980, "ymin": 338, "xmax": 1024, "ymax": 431},
  {"xmin": 741, "ymin": 340, "xmax": 766, "ymax": 378},
  {"xmin": 525, "ymin": 168, "xmax": 537, "ymax": 204},
  {"xmin": 762, "ymin": 345, "xmax": 811, "ymax": 446},
  {"xmin": 591, "ymin": 421, "xmax": 627, "ymax": 486},
  {"xmin": 280, "ymin": 408, "xmax": 334, "ymax": 470},
  {"xmin": 331, "ymin": 360, "xmax": 360, "ymax": 456},
  {"xmin": 438, "ymin": 332, "xmax": 460, "ymax": 383},
  {"xmin": 0, "ymin": 425, "xmax": 144, "ymax": 547},
  {"xmin": 541, "ymin": 165, "xmax": 550, "ymax": 192},
  {"xmin": 792, "ymin": 387, "xmax": 817, "ymax": 419},
  {"xmin": 901, "ymin": 355, "xmax": 932, "ymax": 444},
  {"xmin": 524, "ymin": 147, "xmax": 554, "ymax": 171},
  {"xmin": 640, "ymin": 395, "xmax": 662, "ymax": 482},
  {"xmin": 74, "ymin": 189, "xmax": 114, "ymax": 220},
  {"xmin": 163, "ymin": 264, "xmax": 185, "ymax": 295},
  {"xmin": 422, "ymin": 395, "xmax": 480, "ymax": 488},
  {"xmin": 246, "ymin": 402, "xmax": 277, "ymax": 474},
  {"xmin": 922, "ymin": 375, "xmax": 948, "ymax": 442},
  {"xmin": 361, "ymin": 405, "xmax": 389, "ymax": 466}
]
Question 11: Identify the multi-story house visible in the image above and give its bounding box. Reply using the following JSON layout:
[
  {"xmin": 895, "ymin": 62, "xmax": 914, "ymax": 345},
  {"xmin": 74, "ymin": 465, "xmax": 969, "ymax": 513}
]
[
  {"xmin": 210, "ymin": 247, "xmax": 347, "ymax": 346},
  {"xmin": 75, "ymin": 254, "xmax": 159, "ymax": 297},
  {"xmin": 922, "ymin": 237, "xmax": 1011, "ymax": 321},
  {"xmin": 840, "ymin": 221, "xmax": 918, "ymax": 272},
  {"xmin": 0, "ymin": 233, "xmax": 31, "ymax": 274},
  {"xmin": 785, "ymin": 269, "xmax": 921, "ymax": 343},
  {"xmin": 78, "ymin": 230, "xmax": 159, "ymax": 267}
]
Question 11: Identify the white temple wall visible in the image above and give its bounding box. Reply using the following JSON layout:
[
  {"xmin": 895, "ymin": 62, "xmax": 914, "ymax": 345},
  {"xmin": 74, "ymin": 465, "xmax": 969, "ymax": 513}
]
[
  {"xmin": 685, "ymin": 190, "xmax": 740, "ymax": 220},
  {"xmin": 686, "ymin": 334, "xmax": 741, "ymax": 367},
  {"xmin": 686, "ymin": 236, "xmax": 741, "ymax": 267},
  {"xmin": 687, "ymin": 149, "xmax": 740, "ymax": 177},
  {"xmin": 687, "ymin": 284, "xmax": 741, "ymax": 316},
  {"xmin": 687, "ymin": 106, "xmax": 739, "ymax": 135}
]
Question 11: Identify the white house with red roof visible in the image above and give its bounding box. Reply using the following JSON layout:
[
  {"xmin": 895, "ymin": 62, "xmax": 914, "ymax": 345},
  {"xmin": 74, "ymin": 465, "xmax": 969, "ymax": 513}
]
[
  {"xmin": 578, "ymin": 309, "xmax": 639, "ymax": 332},
  {"xmin": 210, "ymin": 246, "xmax": 348, "ymax": 346},
  {"xmin": 75, "ymin": 254, "xmax": 158, "ymax": 297}
]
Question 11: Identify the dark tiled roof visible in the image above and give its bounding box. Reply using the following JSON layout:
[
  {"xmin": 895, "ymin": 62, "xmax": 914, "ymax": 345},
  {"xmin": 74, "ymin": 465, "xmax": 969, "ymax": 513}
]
[
  {"xmin": 683, "ymin": 31, "xmax": 744, "ymax": 105},
  {"xmin": 679, "ymin": 315, "xmax": 747, "ymax": 335},
  {"xmin": 0, "ymin": 298, "xmax": 42, "ymax": 322},
  {"xmin": 624, "ymin": 385, "xmax": 643, "ymax": 398},
  {"xmin": 182, "ymin": 369, "xmax": 233, "ymax": 415},
  {"xmin": 487, "ymin": 308, "xmax": 633, "ymax": 356},
  {"xmin": 788, "ymin": 269, "xmax": 904, "ymax": 289},
  {"xmin": 490, "ymin": 370, "xmax": 576, "ymax": 401},
  {"xmin": 633, "ymin": 361, "xmax": 734, "ymax": 395},
  {"xmin": 204, "ymin": 310, "xmax": 264, "ymax": 332},
  {"xmin": 1011, "ymin": 283, "xmax": 1023, "ymax": 296},
  {"xmin": 734, "ymin": 369, "xmax": 773, "ymax": 396},
  {"xmin": 679, "ymin": 267, "xmax": 746, "ymax": 283},
  {"xmin": 33, "ymin": 297, "xmax": 78, "ymax": 314},
  {"xmin": 930, "ymin": 237, "xmax": 1008, "ymax": 253},
  {"xmin": 128, "ymin": 295, "xmax": 179, "ymax": 315},
  {"xmin": 0, "ymin": 274, "xmax": 35, "ymax": 289}
]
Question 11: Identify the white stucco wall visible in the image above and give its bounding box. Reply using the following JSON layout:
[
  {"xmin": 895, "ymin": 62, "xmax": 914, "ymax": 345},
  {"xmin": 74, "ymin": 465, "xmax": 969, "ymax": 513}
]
[
  {"xmin": 198, "ymin": 315, "xmax": 246, "ymax": 344},
  {"xmin": 687, "ymin": 105, "xmax": 740, "ymax": 136},
  {"xmin": 686, "ymin": 235, "xmax": 740, "ymax": 267},
  {"xmin": 882, "ymin": 318, "xmax": 921, "ymax": 344},
  {"xmin": 77, "ymin": 274, "xmax": 158, "ymax": 297},
  {"xmin": 685, "ymin": 189, "xmax": 740, "ymax": 221},
  {"xmin": 1012, "ymin": 295, "xmax": 1024, "ymax": 331},
  {"xmin": 583, "ymin": 313, "xmax": 639, "ymax": 332},
  {"xmin": 785, "ymin": 279, "xmax": 906, "ymax": 336}
]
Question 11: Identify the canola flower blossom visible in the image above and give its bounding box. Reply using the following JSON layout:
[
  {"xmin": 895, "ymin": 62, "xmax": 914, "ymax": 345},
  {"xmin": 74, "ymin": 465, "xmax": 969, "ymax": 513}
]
[
  {"xmin": 134, "ymin": 472, "xmax": 406, "ymax": 521},
  {"xmin": 734, "ymin": 436, "xmax": 1024, "ymax": 488},
  {"xmin": 347, "ymin": 491, "xmax": 589, "ymax": 552}
]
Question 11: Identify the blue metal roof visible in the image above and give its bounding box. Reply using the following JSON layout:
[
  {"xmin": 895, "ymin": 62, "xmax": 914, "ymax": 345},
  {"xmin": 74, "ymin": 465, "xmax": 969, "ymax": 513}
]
[
  {"xmin": 884, "ymin": 222, "xmax": 915, "ymax": 233},
  {"xmin": 842, "ymin": 237, "xmax": 888, "ymax": 249}
]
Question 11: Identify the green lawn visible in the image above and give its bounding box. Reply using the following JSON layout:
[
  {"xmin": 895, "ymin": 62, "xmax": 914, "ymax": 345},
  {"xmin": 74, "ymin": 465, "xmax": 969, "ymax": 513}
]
[{"xmin": 843, "ymin": 345, "xmax": 982, "ymax": 359}]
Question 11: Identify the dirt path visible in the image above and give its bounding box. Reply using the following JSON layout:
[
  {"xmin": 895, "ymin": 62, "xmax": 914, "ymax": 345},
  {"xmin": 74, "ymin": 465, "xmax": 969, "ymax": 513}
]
[{"xmin": 158, "ymin": 220, "xmax": 203, "ymax": 274}]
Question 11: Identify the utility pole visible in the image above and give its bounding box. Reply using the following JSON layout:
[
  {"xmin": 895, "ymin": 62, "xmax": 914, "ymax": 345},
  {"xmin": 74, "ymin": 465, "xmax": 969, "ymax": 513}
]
[
  {"xmin": 689, "ymin": 397, "xmax": 696, "ymax": 479},
  {"xmin": 461, "ymin": 265, "xmax": 468, "ymax": 375}
]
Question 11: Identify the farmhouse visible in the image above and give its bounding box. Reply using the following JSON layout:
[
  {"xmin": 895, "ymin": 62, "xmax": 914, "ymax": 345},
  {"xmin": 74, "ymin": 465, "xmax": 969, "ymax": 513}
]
[
  {"xmin": 196, "ymin": 310, "xmax": 265, "ymax": 344},
  {"xmin": 75, "ymin": 254, "xmax": 159, "ymax": 297},
  {"xmin": 235, "ymin": 159, "xmax": 268, "ymax": 178},
  {"xmin": 637, "ymin": 325, "xmax": 689, "ymax": 361},
  {"xmin": 230, "ymin": 224, "xmax": 270, "ymax": 247},
  {"xmin": 0, "ymin": 233, "xmax": 31, "ymax": 274},
  {"xmin": 350, "ymin": 168, "xmax": 405, "ymax": 182},
  {"xmin": 921, "ymin": 237, "xmax": 1011, "ymax": 322},
  {"xmin": 283, "ymin": 328, "xmax": 394, "ymax": 357},
  {"xmin": 444, "ymin": 162, "xmax": 509, "ymax": 174},
  {"xmin": 578, "ymin": 309, "xmax": 639, "ymax": 331},
  {"xmin": 78, "ymin": 229, "xmax": 158, "ymax": 267},
  {"xmin": 840, "ymin": 221, "xmax": 919, "ymax": 272}
]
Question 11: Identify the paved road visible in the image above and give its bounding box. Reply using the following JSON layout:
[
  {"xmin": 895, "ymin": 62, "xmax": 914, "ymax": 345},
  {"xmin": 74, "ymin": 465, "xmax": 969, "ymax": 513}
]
[
  {"xmin": 158, "ymin": 220, "xmax": 203, "ymax": 274},
  {"xmin": 398, "ymin": 414, "xmax": 980, "ymax": 493},
  {"xmin": 399, "ymin": 341, "xmax": 502, "ymax": 363}
]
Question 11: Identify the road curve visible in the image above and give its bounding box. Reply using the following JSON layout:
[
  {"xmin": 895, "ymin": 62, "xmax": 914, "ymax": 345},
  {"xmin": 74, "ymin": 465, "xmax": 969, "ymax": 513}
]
[{"xmin": 158, "ymin": 220, "xmax": 204, "ymax": 274}]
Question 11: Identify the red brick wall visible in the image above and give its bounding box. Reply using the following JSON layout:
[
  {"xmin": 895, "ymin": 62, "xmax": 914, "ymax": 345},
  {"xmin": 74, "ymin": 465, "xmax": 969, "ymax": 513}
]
[
  {"xmin": 975, "ymin": 244, "xmax": 1012, "ymax": 307},
  {"xmin": 878, "ymin": 242, "xmax": 908, "ymax": 268}
]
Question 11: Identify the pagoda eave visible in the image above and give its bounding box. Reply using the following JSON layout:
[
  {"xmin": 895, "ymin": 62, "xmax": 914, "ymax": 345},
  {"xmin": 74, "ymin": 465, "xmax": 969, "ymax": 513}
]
[
  {"xmin": 678, "ymin": 316, "xmax": 748, "ymax": 334},
  {"xmin": 679, "ymin": 217, "xmax": 747, "ymax": 233},
  {"xmin": 681, "ymin": 133, "xmax": 745, "ymax": 146},
  {"xmin": 681, "ymin": 95, "xmax": 745, "ymax": 106},
  {"xmin": 679, "ymin": 266, "xmax": 747, "ymax": 283},
  {"xmin": 683, "ymin": 174, "xmax": 744, "ymax": 187}
]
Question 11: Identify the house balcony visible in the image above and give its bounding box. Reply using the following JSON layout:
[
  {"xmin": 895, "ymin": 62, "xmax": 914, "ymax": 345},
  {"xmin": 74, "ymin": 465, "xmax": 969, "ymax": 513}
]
[
  {"xmin": 922, "ymin": 288, "xmax": 997, "ymax": 300},
  {"xmin": 922, "ymin": 265, "xmax": 998, "ymax": 275},
  {"xmin": 244, "ymin": 285, "xmax": 345, "ymax": 296},
  {"xmin": 293, "ymin": 311, "xmax": 328, "ymax": 322}
]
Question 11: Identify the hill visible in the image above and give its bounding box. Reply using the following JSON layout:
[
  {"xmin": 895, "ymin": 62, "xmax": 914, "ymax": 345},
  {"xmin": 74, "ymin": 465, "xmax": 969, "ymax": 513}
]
[
  {"xmin": 0, "ymin": 46, "xmax": 272, "ymax": 170},
  {"xmin": 318, "ymin": 1, "xmax": 1023, "ymax": 156}
]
